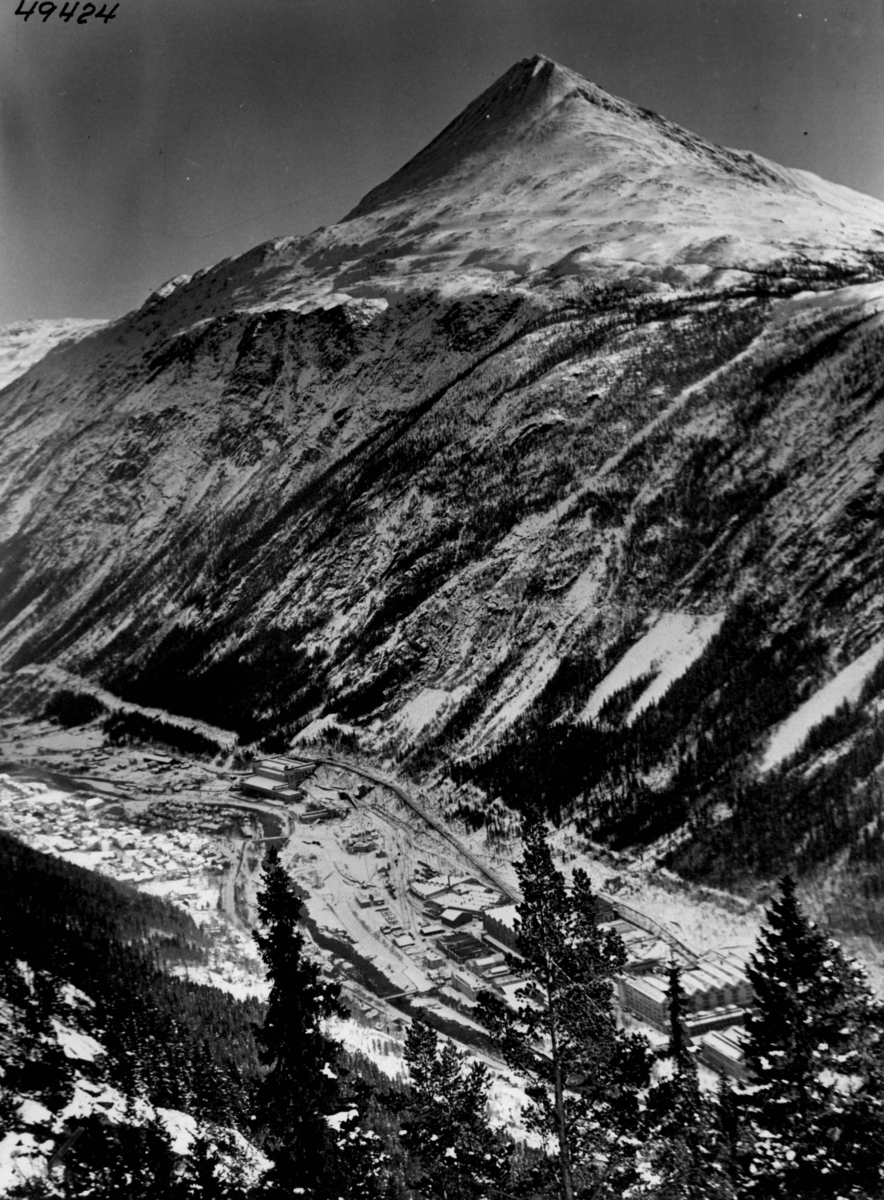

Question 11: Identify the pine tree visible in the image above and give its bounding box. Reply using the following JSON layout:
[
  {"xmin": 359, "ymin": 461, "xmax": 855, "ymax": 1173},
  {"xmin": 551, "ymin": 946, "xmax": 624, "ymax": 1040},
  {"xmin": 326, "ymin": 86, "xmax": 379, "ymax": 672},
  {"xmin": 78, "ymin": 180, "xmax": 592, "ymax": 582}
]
[
  {"xmin": 641, "ymin": 964, "xmax": 733, "ymax": 1199},
  {"xmin": 399, "ymin": 1017, "xmax": 511, "ymax": 1200},
  {"xmin": 173, "ymin": 1125, "xmax": 252, "ymax": 1199},
  {"xmin": 477, "ymin": 810, "xmax": 651, "ymax": 1200},
  {"xmin": 61, "ymin": 1110, "xmax": 180, "ymax": 1199},
  {"xmin": 741, "ymin": 876, "xmax": 884, "ymax": 1198},
  {"xmin": 252, "ymin": 845, "xmax": 346, "ymax": 1197}
]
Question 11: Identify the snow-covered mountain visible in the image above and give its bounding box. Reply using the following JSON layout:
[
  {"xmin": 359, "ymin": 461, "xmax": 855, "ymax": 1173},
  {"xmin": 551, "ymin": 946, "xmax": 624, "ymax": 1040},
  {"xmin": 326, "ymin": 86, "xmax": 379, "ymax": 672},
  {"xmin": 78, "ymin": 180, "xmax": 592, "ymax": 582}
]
[
  {"xmin": 0, "ymin": 319, "xmax": 107, "ymax": 392},
  {"xmin": 2, "ymin": 56, "xmax": 883, "ymax": 914}
]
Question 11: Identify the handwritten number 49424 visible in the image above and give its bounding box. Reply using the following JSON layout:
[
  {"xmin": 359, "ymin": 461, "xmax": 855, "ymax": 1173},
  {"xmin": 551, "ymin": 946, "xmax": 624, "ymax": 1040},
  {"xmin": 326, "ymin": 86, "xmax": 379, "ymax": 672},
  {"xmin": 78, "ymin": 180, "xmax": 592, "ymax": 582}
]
[{"xmin": 16, "ymin": 1, "xmax": 119, "ymax": 21}]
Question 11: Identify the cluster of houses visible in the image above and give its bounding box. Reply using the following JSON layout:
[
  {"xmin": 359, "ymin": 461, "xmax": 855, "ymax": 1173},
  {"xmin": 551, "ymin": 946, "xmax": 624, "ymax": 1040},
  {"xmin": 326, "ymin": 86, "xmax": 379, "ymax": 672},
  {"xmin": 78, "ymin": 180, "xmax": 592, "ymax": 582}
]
[{"xmin": 0, "ymin": 777, "xmax": 228, "ymax": 890}]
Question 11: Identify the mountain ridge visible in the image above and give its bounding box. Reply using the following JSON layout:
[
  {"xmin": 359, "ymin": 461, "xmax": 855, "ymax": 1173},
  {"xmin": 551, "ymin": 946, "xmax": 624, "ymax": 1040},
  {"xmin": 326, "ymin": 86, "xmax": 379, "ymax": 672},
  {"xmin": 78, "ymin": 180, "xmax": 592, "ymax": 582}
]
[
  {"xmin": 1, "ymin": 57, "xmax": 884, "ymax": 923},
  {"xmin": 76, "ymin": 54, "xmax": 884, "ymax": 331}
]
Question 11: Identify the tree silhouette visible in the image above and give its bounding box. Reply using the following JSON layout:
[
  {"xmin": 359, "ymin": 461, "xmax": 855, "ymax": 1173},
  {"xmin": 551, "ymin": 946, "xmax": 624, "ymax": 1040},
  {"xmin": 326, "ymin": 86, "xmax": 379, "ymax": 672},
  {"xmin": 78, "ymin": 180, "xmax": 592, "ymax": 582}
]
[
  {"xmin": 742, "ymin": 876, "xmax": 884, "ymax": 1198},
  {"xmin": 477, "ymin": 809, "xmax": 650, "ymax": 1199},
  {"xmin": 252, "ymin": 845, "xmax": 345, "ymax": 1196},
  {"xmin": 400, "ymin": 1017, "xmax": 510, "ymax": 1200}
]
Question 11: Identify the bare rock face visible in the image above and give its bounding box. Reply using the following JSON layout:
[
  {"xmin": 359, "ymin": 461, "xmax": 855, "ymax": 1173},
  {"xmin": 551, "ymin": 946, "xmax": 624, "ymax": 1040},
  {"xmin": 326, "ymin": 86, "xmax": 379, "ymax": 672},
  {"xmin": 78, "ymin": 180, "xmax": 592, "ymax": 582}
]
[{"xmin": 2, "ymin": 57, "xmax": 884, "ymax": 909}]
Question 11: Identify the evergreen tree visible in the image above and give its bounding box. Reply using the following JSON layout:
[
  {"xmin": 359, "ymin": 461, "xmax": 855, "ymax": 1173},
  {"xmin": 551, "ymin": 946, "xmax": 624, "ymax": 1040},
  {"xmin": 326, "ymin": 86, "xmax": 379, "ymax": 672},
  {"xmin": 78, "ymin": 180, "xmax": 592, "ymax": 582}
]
[
  {"xmin": 641, "ymin": 964, "xmax": 732, "ymax": 1199},
  {"xmin": 741, "ymin": 876, "xmax": 884, "ymax": 1198},
  {"xmin": 399, "ymin": 1017, "xmax": 511, "ymax": 1200},
  {"xmin": 713, "ymin": 1074, "xmax": 743, "ymax": 1194},
  {"xmin": 477, "ymin": 810, "xmax": 651, "ymax": 1200},
  {"xmin": 61, "ymin": 1110, "xmax": 180, "ymax": 1199},
  {"xmin": 173, "ymin": 1125, "xmax": 252, "ymax": 1199},
  {"xmin": 252, "ymin": 845, "xmax": 346, "ymax": 1197},
  {"xmin": 324, "ymin": 1104, "xmax": 392, "ymax": 1200}
]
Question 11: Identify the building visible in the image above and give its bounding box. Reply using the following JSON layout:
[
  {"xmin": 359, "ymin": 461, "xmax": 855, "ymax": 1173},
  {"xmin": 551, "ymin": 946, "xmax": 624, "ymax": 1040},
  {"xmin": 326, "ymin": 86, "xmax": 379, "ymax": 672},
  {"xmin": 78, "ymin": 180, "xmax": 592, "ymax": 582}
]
[
  {"xmin": 472, "ymin": 951, "xmax": 506, "ymax": 975},
  {"xmin": 254, "ymin": 757, "xmax": 316, "ymax": 785},
  {"xmin": 617, "ymin": 975, "xmax": 668, "ymax": 1028},
  {"xmin": 437, "ymin": 932, "xmax": 487, "ymax": 964},
  {"xmin": 699, "ymin": 1027, "xmax": 748, "ymax": 1082},
  {"xmin": 300, "ymin": 802, "xmax": 343, "ymax": 824},
  {"xmin": 410, "ymin": 879, "xmax": 448, "ymax": 902},
  {"xmin": 484, "ymin": 964, "xmax": 512, "ymax": 980},
  {"xmin": 618, "ymin": 957, "xmax": 754, "ymax": 1033},
  {"xmin": 240, "ymin": 775, "xmax": 296, "ymax": 801},
  {"xmin": 599, "ymin": 919, "xmax": 671, "ymax": 973},
  {"xmin": 491, "ymin": 978, "xmax": 540, "ymax": 1010},
  {"xmin": 483, "ymin": 904, "xmax": 519, "ymax": 953},
  {"xmin": 440, "ymin": 908, "xmax": 473, "ymax": 929},
  {"xmin": 450, "ymin": 971, "xmax": 479, "ymax": 1001},
  {"xmin": 682, "ymin": 959, "xmax": 754, "ymax": 1012},
  {"xmin": 345, "ymin": 831, "xmax": 379, "ymax": 853},
  {"xmin": 700, "ymin": 950, "xmax": 755, "ymax": 1007}
]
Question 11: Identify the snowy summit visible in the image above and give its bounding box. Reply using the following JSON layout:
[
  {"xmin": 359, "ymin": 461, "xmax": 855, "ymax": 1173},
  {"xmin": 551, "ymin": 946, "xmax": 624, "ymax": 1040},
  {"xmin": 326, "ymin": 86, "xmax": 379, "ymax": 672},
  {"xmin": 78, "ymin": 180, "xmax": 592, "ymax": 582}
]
[{"xmin": 115, "ymin": 54, "xmax": 884, "ymax": 324}]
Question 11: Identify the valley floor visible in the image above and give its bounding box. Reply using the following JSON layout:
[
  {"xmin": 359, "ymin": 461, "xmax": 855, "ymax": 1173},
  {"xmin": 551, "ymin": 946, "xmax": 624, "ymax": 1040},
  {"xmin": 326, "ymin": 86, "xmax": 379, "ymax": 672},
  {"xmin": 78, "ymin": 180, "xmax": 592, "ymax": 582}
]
[{"xmin": 5, "ymin": 711, "xmax": 884, "ymax": 1121}]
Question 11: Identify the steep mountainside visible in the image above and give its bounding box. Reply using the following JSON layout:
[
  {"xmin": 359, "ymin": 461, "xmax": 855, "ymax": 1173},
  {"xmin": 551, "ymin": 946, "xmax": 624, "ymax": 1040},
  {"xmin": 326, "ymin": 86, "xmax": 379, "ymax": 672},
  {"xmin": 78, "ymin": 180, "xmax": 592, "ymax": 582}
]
[
  {"xmin": 0, "ymin": 319, "xmax": 108, "ymax": 391},
  {"xmin": 2, "ymin": 56, "xmax": 884, "ymax": 915}
]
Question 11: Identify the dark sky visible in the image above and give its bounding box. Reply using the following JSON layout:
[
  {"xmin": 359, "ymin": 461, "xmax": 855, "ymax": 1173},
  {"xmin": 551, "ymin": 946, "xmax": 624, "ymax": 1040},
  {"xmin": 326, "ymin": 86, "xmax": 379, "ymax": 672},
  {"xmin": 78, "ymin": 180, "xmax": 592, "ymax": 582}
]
[{"xmin": 2, "ymin": 0, "xmax": 883, "ymax": 323}]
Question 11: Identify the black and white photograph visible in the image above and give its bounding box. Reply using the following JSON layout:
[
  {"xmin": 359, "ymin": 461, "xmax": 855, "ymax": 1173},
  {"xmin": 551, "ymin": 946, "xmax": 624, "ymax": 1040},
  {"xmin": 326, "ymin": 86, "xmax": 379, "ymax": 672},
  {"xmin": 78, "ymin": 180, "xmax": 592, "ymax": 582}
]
[{"xmin": 2, "ymin": 2, "xmax": 884, "ymax": 1196}]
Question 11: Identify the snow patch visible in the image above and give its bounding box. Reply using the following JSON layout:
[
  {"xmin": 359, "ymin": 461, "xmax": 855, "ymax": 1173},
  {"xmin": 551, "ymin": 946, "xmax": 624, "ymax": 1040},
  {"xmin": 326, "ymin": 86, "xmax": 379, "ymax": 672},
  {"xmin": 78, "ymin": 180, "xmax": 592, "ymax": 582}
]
[
  {"xmin": 155, "ymin": 1107, "xmax": 198, "ymax": 1155},
  {"xmin": 580, "ymin": 612, "xmax": 724, "ymax": 724},
  {"xmin": 16, "ymin": 1100, "xmax": 54, "ymax": 1127},
  {"xmin": 760, "ymin": 636, "xmax": 884, "ymax": 772},
  {"xmin": 51, "ymin": 1018, "xmax": 105, "ymax": 1062},
  {"xmin": 325, "ymin": 1109, "xmax": 359, "ymax": 1131},
  {"xmin": 770, "ymin": 280, "xmax": 884, "ymax": 327},
  {"xmin": 293, "ymin": 713, "xmax": 362, "ymax": 743},
  {"xmin": 0, "ymin": 1131, "xmax": 54, "ymax": 1192},
  {"xmin": 398, "ymin": 688, "xmax": 455, "ymax": 734},
  {"xmin": 58, "ymin": 1078, "xmax": 144, "ymax": 1125},
  {"xmin": 325, "ymin": 1016, "xmax": 406, "ymax": 1082}
]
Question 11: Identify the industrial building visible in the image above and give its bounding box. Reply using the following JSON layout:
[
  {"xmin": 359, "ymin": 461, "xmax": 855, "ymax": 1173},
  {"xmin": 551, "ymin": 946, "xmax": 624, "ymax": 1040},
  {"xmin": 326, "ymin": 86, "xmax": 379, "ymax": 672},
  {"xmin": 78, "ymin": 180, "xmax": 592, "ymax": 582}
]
[
  {"xmin": 600, "ymin": 919, "xmax": 671, "ymax": 973},
  {"xmin": 437, "ymin": 932, "xmax": 488, "ymax": 965},
  {"xmin": 239, "ymin": 775, "xmax": 302, "ymax": 802},
  {"xmin": 698, "ymin": 1027, "xmax": 748, "ymax": 1082},
  {"xmin": 301, "ymin": 803, "xmax": 344, "ymax": 824},
  {"xmin": 439, "ymin": 907, "xmax": 473, "ymax": 928},
  {"xmin": 617, "ymin": 955, "xmax": 754, "ymax": 1033},
  {"xmin": 450, "ymin": 971, "xmax": 480, "ymax": 1001},
  {"xmin": 255, "ymin": 757, "xmax": 316, "ymax": 785},
  {"xmin": 238, "ymin": 756, "xmax": 316, "ymax": 802},
  {"xmin": 483, "ymin": 903, "xmax": 519, "ymax": 952}
]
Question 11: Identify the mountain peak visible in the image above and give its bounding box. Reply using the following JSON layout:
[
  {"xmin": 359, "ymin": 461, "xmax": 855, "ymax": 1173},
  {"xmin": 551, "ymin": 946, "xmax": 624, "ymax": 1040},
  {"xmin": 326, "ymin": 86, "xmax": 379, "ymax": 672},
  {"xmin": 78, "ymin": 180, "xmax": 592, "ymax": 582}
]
[
  {"xmin": 342, "ymin": 54, "xmax": 799, "ymax": 224},
  {"xmin": 112, "ymin": 55, "xmax": 884, "ymax": 326},
  {"xmin": 345, "ymin": 54, "xmax": 606, "ymax": 219}
]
